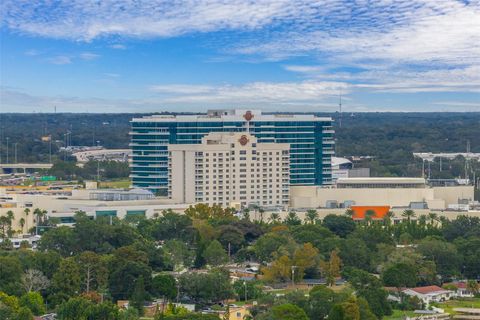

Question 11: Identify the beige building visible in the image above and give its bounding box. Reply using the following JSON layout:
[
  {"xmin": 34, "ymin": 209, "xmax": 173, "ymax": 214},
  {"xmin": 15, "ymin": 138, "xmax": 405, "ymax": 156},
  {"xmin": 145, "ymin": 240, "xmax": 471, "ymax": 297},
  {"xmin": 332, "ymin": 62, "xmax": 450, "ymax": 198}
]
[
  {"xmin": 290, "ymin": 177, "xmax": 474, "ymax": 210},
  {"xmin": 168, "ymin": 132, "xmax": 290, "ymax": 208}
]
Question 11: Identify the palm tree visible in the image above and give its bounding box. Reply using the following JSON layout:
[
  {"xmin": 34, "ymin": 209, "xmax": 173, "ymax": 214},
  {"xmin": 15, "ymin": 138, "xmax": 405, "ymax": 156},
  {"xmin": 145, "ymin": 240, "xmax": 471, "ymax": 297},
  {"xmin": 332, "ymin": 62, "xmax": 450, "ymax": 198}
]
[
  {"xmin": 33, "ymin": 208, "xmax": 47, "ymax": 226},
  {"xmin": 344, "ymin": 208, "xmax": 354, "ymax": 218},
  {"xmin": 467, "ymin": 280, "xmax": 479, "ymax": 295},
  {"xmin": 269, "ymin": 212, "xmax": 280, "ymax": 224},
  {"xmin": 19, "ymin": 218, "xmax": 26, "ymax": 233},
  {"xmin": 258, "ymin": 208, "xmax": 265, "ymax": 223},
  {"xmin": 305, "ymin": 209, "xmax": 319, "ymax": 224},
  {"xmin": 427, "ymin": 212, "xmax": 438, "ymax": 226},
  {"xmin": 402, "ymin": 209, "xmax": 416, "ymax": 223},
  {"xmin": 365, "ymin": 209, "xmax": 376, "ymax": 225},
  {"xmin": 242, "ymin": 208, "xmax": 250, "ymax": 221},
  {"xmin": 23, "ymin": 208, "xmax": 30, "ymax": 232},
  {"xmin": 284, "ymin": 210, "xmax": 301, "ymax": 226},
  {"xmin": 383, "ymin": 211, "xmax": 395, "ymax": 226},
  {"xmin": 418, "ymin": 215, "xmax": 427, "ymax": 226},
  {"xmin": 6, "ymin": 211, "xmax": 15, "ymax": 237}
]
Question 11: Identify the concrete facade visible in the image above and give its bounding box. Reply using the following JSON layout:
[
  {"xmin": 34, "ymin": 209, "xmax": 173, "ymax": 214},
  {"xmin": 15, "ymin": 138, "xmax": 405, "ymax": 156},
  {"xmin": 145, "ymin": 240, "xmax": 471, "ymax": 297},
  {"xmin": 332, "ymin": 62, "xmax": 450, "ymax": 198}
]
[
  {"xmin": 168, "ymin": 132, "xmax": 290, "ymax": 208},
  {"xmin": 290, "ymin": 180, "xmax": 474, "ymax": 210}
]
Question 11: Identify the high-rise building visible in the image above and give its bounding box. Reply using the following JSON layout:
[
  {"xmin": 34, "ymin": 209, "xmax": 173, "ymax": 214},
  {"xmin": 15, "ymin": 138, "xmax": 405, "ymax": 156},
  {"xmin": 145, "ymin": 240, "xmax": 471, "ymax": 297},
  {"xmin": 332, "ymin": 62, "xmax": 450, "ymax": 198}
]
[
  {"xmin": 130, "ymin": 109, "xmax": 334, "ymax": 195},
  {"xmin": 168, "ymin": 132, "xmax": 290, "ymax": 207}
]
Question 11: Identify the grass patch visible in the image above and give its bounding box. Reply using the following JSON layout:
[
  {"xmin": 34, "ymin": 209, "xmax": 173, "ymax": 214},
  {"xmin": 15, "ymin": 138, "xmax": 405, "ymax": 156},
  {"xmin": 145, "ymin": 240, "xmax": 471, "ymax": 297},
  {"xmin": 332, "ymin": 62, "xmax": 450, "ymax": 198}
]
[
  {"xmin": 384, "ymin": 309, "xmax": 417, "ymax": 320},
  {"xmin": 437, "ymin": 298, "xmax": 480, "ymax": 315},
  {"xmin": 99, "ymin": 179, "xmax": 130, "ymax": 189}
]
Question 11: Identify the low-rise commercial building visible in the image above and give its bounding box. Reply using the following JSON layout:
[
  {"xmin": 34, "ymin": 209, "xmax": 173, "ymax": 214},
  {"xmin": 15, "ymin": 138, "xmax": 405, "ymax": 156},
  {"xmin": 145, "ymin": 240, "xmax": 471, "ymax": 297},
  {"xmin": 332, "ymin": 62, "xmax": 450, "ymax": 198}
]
[
  {"xmin": 290, "ymin": 177, "xmax": 474, "ymax": 210},
  {"xmin": 168, "ymin": 132, "xmax": 290, "ymax": 208}
]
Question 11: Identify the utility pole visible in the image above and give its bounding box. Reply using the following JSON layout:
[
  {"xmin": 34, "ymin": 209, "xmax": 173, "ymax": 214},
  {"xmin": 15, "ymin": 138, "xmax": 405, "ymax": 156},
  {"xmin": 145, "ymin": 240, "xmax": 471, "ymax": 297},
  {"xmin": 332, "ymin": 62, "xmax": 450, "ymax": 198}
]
[
  {"xmin": 14, "ymin": 143, "xmax": 17, "ymax": 163},
  {"xmin": 244, "ymin": 281, "xmax": 247, "ymax": 302},
  {"xmin": 49, "ymin": 138, "xmax": 52, "ymax": 163},
  {"xmin": 5, "ymin": 137, "xmax": 9, "ymax": 164}
]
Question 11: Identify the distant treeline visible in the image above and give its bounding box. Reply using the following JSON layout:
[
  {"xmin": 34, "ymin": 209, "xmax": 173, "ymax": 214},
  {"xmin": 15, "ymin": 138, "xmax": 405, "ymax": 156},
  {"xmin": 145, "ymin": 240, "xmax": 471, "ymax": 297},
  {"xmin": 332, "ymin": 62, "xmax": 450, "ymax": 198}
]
[{"xmin": 1, "ymin": 112, "xmax": 479, "ymax": 179}]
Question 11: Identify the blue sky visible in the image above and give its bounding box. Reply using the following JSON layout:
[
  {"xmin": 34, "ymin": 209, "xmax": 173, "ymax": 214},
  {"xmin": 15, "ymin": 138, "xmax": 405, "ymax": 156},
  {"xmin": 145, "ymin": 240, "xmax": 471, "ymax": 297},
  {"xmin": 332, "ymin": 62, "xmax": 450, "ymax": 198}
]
[{"xmin": 1, "ymin": 0, "xmax": 479, "ymax": 112}]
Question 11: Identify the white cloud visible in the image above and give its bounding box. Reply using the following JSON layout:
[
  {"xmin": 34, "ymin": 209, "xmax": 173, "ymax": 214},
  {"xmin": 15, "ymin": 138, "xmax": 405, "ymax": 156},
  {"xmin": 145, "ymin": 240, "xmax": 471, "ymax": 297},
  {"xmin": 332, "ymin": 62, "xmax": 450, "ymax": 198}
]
[
  {"xmin": 46, "ymin": 55, "xmax": 72, "ymax": 65},
  {"xmin": 284, "ymin": 65, "xmax": 480, "ymax": 93},
  {"xmin": 24, "ymin": 49, "xmax": 40, "ymax": 56},
  {"xmin": 150, "ymin": 81, "xmax": 348, "ymax": 106},
  {"xmin": 79, "ymin": 52, "xmax": 100, "ymax": 60},
  {"xmin": 0, "ymin": 0, "xmax": 328, "ymax": 41},
  {"xmin": 109, "ymin": 44, "xmax": 127, "ymax": 50}
]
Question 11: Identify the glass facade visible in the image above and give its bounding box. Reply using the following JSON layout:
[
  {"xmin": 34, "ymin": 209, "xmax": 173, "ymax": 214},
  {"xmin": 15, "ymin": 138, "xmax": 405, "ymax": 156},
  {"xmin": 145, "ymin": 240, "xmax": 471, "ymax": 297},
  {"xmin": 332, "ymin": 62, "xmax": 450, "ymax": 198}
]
[{"xmin": 130, "ymin": 111, "xmax": 334, "ymax": 195}]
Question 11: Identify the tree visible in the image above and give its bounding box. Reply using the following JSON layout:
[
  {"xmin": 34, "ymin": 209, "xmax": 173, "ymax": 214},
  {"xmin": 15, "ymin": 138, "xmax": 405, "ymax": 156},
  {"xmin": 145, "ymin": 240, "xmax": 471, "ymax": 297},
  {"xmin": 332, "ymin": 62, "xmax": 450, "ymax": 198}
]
[
  {"xmin": 56, "ymin": 297, "xmax": 91, "ymax": 320},
  {"xmin": 320, "ymin": 250, "xmax": 342, "ymax": 286},
  {"xmin": 417, "ymin": 237, "xmax": 461, "ymax": 278},
  {"xmin": 38, "ymin": 226, "xmax": 77, "ymax": 256},
  {"xmin": 322, "ymin": 214, "xmax": 356, "ymax": 238},
  {"xmin": 19, "ymin": 292, "xmax": 46, "ymax": 316},
  {"xmin": 253, "ymin": 232, "xmax": 295, "ymax": 262},
  {"xmin": 21, "ymin": 269, "xmax": 50, "ymax": 293},
  {"xmin": 428, "ymin": 212, "xmax": 439, "ymax": 226},
  {"xmin": 364, "ymin": 210, "xmax": 375, "ymax": 225},
  {"xmin": 23, "ymin": 208, "xmax": 30, "ymax": 233},
  {"xmin": 130, "ymin": 276, "xmax": 147, "ymax": 315},
  {"xmin": 217, "ymin": 225, "xmax": 245, "ymax": 253},
  {"xmin": 382, "ymin": 263, "xmax": 417, "ymax": 288},
  {"xmin": 233, "ymin": 280, "xmax": 263, "ymax": 301},
  {"xmin": 305, "ymin": 209, "xmax": 319, "ymax": 224},
  {"xmin": 152, "ymin": 274, "xmax": 177, "ymax": 300},
  {"xmin": 108, "ymin": 247, "xmax": 152, "ymax": 300},
  {"xmin": 51, "ymin": 258, "xmax": 81, "ymax": 304},
  {"xmin": 383, "ymin": 211, "xmax": 395, "ymax": 226},
  {"xmin": 342, "ymin": 268, "xmax": 392, "ymax": 318},
  {"xmin": 203, "ymin": 240, "xmax": 228, "ymax": 266},
  {"xmin": 19, "ymin": 218, "xmax": 26, "ymax": 233},
  {"xmin": 402, "ymin": 209, "xmax": 416, "ymax": 223},
  {"xmin": 16, "ymin": 307, "xmax": 34, "ymax": 320},
  {"xmin": 467, "ymin": 280, "xmax": 479, "ymax": 295},
  {"xmin": 264, "ymin": 303, "xmax": 309, "ymax": 320},
  {"xmin": 293, "ymin": 243, "xmax": 319, "ymax": 279},
  {"xmin": 284, "ymin": 211, "xmax": 301, "ymax": 226},
  {"xmin": 179, "ymin": 269, "xmax": 233, "ymax": 304},
  {"xmin": 0, "ymin": 256, "xmax": 22, "ymax": 295},
  {"xmin": 269, "ymin": 212, "xmax": 280, "ymax": 224},
  {"xmin": 76, "ymin": 251, "xmax": 108, "ymax": 293},
  {"xmin": 344, "ymin": 209, "xmax": 354, "ymax": 218},
  {"xmin": 307, "ymin": 285, "xmax": 340, "ymax": 320},
  {"xmin": 262, "ymin": 255, "xmax": 293, "ymax": 283},
  {"xmin": 164, "ymin": 240, "xmax": 194, "ymax": 271}
]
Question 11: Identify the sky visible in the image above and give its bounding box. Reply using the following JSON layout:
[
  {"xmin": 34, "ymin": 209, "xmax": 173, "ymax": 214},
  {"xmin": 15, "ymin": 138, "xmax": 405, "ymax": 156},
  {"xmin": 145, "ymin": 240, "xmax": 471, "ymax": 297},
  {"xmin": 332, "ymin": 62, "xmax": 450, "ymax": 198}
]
[{"xmin": 0, "ymin": 0, "xmax": 479, "ymax": 113}]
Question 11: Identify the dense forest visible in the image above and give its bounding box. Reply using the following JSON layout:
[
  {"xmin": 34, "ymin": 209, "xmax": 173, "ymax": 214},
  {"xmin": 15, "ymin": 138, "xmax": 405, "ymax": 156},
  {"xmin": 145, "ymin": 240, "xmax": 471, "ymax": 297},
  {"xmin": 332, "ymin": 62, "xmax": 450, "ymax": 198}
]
[
  {"xmin": 1, "ymin": 206, "xmax": 480, "ymax": 319},
  {"xmin": 0, "ymin": 112, "xmax": 479, "ymax": 179}
]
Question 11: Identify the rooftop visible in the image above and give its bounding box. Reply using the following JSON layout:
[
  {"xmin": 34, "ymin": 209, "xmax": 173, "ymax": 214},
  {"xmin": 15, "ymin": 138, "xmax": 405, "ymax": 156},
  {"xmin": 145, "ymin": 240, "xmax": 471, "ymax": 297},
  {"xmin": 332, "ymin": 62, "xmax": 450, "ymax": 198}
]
[
  {"xmin": 406, "ymin": 285, "xmax": 451, "ymax": 295},
  {"xmin": 132, "ymin": 109, "xmax": 332, "ymax": 122}
]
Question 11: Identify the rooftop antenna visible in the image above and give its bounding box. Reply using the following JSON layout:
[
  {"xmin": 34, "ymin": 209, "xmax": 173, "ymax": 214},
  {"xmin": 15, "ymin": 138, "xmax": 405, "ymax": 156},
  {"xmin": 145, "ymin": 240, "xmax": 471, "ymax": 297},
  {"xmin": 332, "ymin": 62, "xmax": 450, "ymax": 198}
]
[{"xmin": 339, "ymin": 90, "xmax": 343, "ymax": 128}]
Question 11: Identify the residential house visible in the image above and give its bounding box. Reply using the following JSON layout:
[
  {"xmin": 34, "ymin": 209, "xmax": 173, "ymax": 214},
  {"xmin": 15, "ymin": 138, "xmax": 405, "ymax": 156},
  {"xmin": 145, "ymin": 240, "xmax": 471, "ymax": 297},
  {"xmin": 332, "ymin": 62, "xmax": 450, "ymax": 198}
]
[{"xmin": 402, "ymin": 286, "xmax": 454, "ymax": 305}]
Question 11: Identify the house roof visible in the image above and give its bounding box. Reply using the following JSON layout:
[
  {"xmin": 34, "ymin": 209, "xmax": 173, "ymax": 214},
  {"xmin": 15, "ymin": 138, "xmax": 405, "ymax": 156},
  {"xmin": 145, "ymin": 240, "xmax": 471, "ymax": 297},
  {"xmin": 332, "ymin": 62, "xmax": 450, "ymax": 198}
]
[
  {"xmin": 408, "ymin": 285, "xmax": 449, "ymax": 295},
  {"xmin": 444, "ymin": 282, "xmax": 468, "ymax": 289}
]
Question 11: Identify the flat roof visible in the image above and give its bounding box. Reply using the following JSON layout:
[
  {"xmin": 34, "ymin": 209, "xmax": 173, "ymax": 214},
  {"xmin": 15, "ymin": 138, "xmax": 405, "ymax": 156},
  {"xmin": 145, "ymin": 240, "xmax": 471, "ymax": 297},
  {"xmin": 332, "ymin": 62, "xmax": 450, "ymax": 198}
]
[
  {"xmin": 337, "ymin": 177, "xmax": 426, "ymax": 184},
  {"xmin": 131, "ymin": 109, "xmax": 332, "ymax": 122}
]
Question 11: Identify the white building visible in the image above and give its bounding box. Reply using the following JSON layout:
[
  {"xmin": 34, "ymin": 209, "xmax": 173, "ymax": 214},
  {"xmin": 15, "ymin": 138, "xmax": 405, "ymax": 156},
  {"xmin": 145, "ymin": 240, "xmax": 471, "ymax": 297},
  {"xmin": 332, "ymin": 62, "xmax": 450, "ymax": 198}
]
[
  {"xmin": 402, "ymin": 286, "xmax": 454, "ymax": 305},
  {"xmin": 168, "ymin": 132, "xmax": 290, "ymax": 208}
]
